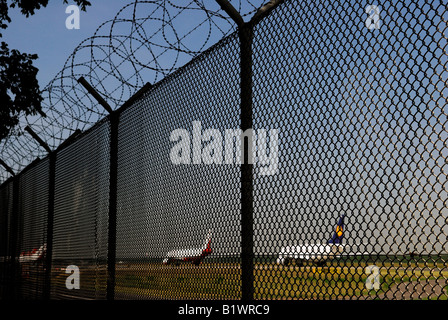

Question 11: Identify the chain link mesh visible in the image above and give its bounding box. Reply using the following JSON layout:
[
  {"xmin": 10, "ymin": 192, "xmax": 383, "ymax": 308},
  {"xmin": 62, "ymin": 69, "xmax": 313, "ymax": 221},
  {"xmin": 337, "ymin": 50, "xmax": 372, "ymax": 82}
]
[
  {"xmin": 0, "ymin": 182, "xmax": 13, "ymax": 297},
  {"xmin": 116, "ymin": 33, "xmax": 241, "ymax": 299},
  {"xmin": 252, "ymin": 0, "xmax": 447, "ymax": 300},
  {"xmin": 16, "ymin": 159, "xmax": 49, "ymax": 299},
  {"xmin": 0, "ymin": 0, "xmax": 447, "ymax": 301},
  {"xmin": 51, "ymin": 120, "xmax": 110, "ymax": 299}
]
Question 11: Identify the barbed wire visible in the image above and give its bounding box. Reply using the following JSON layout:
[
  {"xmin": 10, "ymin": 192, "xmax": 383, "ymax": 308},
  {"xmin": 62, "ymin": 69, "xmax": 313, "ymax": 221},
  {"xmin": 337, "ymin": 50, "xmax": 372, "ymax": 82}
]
[{"xmin": 0, "ymin": 0, "xmax": 266, "ymax": 183}]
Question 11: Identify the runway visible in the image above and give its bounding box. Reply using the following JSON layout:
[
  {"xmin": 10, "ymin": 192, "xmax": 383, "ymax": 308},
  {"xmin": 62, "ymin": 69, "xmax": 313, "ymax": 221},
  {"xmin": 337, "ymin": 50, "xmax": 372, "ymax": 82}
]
[{"xmin": 115, "ymin": 262, "xmax": 448, "ymax": 275}]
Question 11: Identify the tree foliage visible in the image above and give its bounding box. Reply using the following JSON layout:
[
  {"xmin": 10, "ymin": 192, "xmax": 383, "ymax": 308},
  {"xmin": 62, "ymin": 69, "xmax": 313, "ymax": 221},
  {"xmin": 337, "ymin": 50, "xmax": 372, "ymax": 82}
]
[{"xmin": 0, "ymin": 0, "xmax": 91, "ymax": 141}]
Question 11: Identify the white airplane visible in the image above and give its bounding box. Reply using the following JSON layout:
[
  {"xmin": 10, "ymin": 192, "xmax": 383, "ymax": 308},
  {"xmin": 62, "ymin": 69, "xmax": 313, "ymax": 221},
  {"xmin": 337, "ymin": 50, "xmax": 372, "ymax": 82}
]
[
  {"xmin": 162, "ymin": 230, "xmax": 212, "ymax": 266},
  {"xmin": 277, "ymin": 215, "xmax": 345, "ymax": 266},
  {"xmin": 19, "ymin": 244, "xmax": 46, "ymax": 263}
]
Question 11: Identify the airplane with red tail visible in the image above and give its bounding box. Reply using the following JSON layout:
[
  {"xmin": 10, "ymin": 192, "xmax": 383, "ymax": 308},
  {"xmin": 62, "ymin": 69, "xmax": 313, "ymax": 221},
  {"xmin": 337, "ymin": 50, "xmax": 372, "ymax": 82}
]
[{"xmin": 162, "ymin": 230, "xmax": 212, "ymax": 266}]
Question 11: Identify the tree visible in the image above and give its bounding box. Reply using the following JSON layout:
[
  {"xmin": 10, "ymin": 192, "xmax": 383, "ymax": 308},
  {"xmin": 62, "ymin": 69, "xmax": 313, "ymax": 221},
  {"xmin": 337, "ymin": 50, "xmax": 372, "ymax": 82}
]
[{"xmin": 0, "ymin": 0, "xmax": 91, "ymax": 141}]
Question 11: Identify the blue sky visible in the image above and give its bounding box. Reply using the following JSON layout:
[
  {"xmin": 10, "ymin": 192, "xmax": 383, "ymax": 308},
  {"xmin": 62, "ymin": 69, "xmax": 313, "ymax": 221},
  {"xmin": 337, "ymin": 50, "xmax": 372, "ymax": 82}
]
[
  {"xmin": 1, "ymin": 0, "xmax": 446, "ymax": 257},
  {"xmin": 2, "ymin": 1, "xmax": 131, "ymax": 89},
  {"xmin": 0, "ymin": 0, "xmax": 262, "ymax": 180},
  {"xmin": 1, "ymin": 0, "xmax": 259, "ymax": 91}
]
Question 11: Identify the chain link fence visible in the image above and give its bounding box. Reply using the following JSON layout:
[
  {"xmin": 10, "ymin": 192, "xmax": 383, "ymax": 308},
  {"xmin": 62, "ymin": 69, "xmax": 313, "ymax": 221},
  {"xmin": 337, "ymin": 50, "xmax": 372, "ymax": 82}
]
[{"xmin": 0, "ymin": 0, "xmax": 447, "ymax": 300}]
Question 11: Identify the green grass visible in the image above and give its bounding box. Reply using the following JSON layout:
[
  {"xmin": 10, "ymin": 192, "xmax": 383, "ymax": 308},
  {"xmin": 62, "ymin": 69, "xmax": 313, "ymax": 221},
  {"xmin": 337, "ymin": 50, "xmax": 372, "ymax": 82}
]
[
  {"xmin": 38, "ymin": 260, "xmax": 448, "ymax": 300},
  {"xmin": 111, "ymin": 262, "xmax": 448, "ymax": 300}
]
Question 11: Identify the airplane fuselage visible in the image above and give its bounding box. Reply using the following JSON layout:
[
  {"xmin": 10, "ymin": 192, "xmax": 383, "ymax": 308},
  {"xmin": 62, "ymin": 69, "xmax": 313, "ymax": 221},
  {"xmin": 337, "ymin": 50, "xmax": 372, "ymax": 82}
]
[
  {"xmin": 19, "ymin": 245, "xmax": 46, "ymax": 263},
  {"xmin": 163, "ymin": 233, "xmax": 212, "ymax": 266},
  {"xmin": 277, "ymin": 244, "xmax": 344, "ymax": 265},
  {"xmin": 163, "ymin": 248, "xmax": 205, "ymax": 265}
]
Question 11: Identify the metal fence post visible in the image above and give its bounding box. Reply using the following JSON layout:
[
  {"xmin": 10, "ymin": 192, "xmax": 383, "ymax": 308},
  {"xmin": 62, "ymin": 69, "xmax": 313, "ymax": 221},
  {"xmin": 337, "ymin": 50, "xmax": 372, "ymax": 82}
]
[
  {"xmin": 216, "ymin": 0, "xmax": 283, "ymax": 301},
  {"xmin": 239, "ymin": 23, "xmax": 255, "ymax": 301},
  {"xmin": 44, "ymin": 152, "xmax": 56, "ymax": 300},
  {"xmin": 0, "ymin": 160, "xmax": 16, "ymax": 178},
  {"xmin": 24, "ymin": 125, "xmax": 54, "ymax": 300},
  {"xmin": 0, "ymin": 163, "xmax": 14, "ymax": 299},
  {"xmin": 107, "ymin": 111, "xmax": 118, "ymax": 300},
  {"xmin": 7, "ymin": 175, "xmax": 20, "ymax": 300},
  {"xmin": 77, "ymin": 77, "xmax": 117, "ymax": 300},
  {"xmin": 216, "ymin": 0, "xmax": 254, "ymax": 300}
]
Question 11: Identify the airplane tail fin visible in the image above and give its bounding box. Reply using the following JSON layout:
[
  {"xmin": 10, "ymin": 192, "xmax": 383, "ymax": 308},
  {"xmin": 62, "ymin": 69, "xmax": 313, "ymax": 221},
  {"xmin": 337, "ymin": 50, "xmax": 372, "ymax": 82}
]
[
  {"xmin": 203, "ymin": 229, "xmax": 212, "ymax": 252},
  {"xmin": 328, "ymin": 215, "xmax": 345, "ymax": 244}
]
